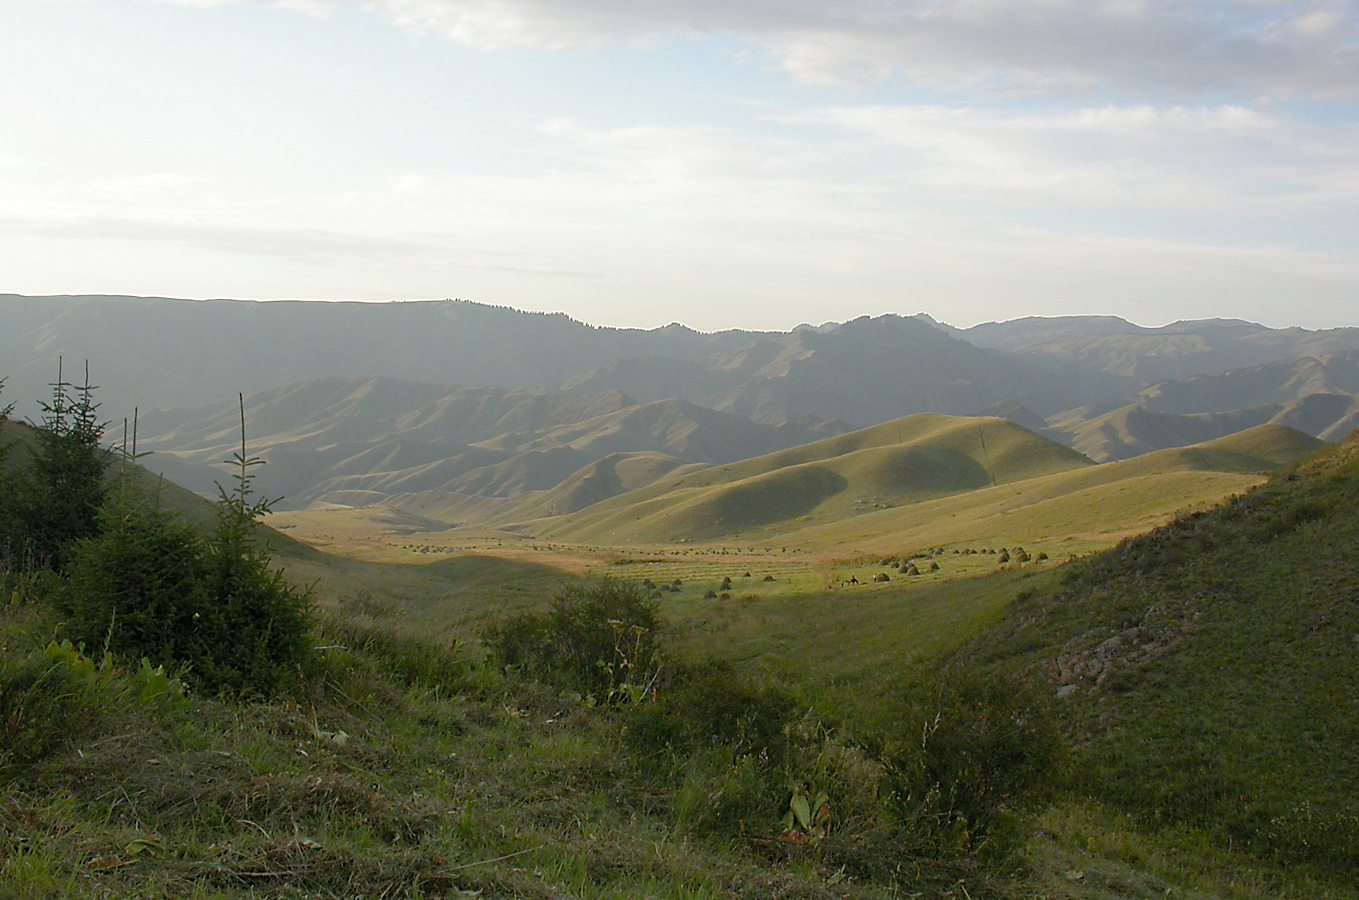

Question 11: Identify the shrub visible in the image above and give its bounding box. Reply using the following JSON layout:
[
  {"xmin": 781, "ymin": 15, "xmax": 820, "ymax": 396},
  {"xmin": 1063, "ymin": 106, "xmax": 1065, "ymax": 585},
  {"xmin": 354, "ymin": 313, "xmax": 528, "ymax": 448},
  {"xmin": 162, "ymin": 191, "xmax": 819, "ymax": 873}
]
[
  {"xmin": 315, "ymin": 618, "xmax": 468, "ymax": 695},
  {"xmin": 62, "ymin": 501, "xmax": 212, "ymax": 677},
  {"xmin": 196, "ymin": 415, "xmax": 313, "ymax": 696},
  {"xmin": 626, "ymin": 660, "xmax": 796, "ymax": 761},
  {"xmin": 59, "ymin": 397, "xmax": 312, "ymax": 697},
  {"xmin": 483, "ymin": 578, "xmax": 660, "ymax": 701},
  {"xmin": 883, "ymin": 666, "xmax": 1064, "ymax": 856},
  {"xmin": 671, "ymin": 748, "xmax": 770, "ymax": 835}
]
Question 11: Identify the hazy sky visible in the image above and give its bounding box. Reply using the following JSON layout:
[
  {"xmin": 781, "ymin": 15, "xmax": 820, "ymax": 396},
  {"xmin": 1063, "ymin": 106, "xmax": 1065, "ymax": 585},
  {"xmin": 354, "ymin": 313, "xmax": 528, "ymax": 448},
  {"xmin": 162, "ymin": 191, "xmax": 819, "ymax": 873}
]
[{"xmin": 2, "ymin": 1, "xmax": 1357, "ymax": 330}]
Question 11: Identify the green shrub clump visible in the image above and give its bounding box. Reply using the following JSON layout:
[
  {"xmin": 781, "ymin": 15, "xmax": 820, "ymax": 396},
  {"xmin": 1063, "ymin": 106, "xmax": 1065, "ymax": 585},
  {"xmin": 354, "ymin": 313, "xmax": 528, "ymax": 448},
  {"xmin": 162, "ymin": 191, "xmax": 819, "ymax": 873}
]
[
  {"xmin": 55, "ymin": 395, "xmax": 312, "ymax": 697},
  {"xmin": 884, "ymin": 666, "xmax": 1064, "ymax": 857},
  {"xmin": 483, "ymin": 578, "xmax": 659, "ymax": 701},
  {"xmin": 626, "ymin": 660, "xmax": 796, "ymax": 761}
]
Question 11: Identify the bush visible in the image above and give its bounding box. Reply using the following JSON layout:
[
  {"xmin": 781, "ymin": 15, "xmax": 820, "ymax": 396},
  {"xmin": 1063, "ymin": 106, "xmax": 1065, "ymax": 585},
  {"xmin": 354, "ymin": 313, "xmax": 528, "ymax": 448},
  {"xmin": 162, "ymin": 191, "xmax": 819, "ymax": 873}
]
[
  {"xmin": 883, "ymin": 666, "xmax": 1064, "ymax": 856},
  {"xmin": 483, "ymin": 578, "xmax": 660, "ymax": 701},
  {"xmin": 626, "ymin": 660, "xmax": 796, "ymax": 760},
  {"xmin": 197, "ymin": 457, "xmax": 313, "ymax": 696},
  {"xmin": 670, "ymin": 747, "xmax": 774, "ymax": 835},
  {"xmin": 62, "ymin": 502, "xmax": 211, "ymax": 675},
  {"xmin": 58, "ymin": 398, "xmax": 312, "ymax": 697}
]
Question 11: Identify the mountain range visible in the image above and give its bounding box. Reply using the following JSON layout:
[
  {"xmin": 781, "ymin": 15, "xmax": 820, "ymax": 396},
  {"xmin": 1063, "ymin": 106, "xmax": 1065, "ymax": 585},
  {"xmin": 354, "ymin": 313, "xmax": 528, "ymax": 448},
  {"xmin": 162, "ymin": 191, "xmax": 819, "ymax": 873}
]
[{"xmin": 4, "ymin": 294, "xmax": 1358, "ymax": 520}]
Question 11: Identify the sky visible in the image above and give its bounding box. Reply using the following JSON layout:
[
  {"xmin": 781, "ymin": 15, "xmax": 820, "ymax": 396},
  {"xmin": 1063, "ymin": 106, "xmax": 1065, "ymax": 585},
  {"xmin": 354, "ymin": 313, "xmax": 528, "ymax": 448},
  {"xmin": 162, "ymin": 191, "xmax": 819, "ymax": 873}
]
[{"xmin": 1, "ymin": 0, "xmax": 1357, "ymax": 331}]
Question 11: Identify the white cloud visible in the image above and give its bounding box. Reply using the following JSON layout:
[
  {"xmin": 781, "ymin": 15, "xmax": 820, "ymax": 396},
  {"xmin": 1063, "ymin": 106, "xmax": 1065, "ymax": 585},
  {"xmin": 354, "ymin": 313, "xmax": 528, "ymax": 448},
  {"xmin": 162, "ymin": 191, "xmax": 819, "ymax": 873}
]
[
  {"xmin": 247, "ymin": 0, "xmax": 1359, "ymax": 97},
  {"xmin": 148, "ymin": 0, "xmax": 1359, "ymax": 96},
  {"xmin": 779, "ymin": 103, "xmax": 1359, "ymax": 224}
]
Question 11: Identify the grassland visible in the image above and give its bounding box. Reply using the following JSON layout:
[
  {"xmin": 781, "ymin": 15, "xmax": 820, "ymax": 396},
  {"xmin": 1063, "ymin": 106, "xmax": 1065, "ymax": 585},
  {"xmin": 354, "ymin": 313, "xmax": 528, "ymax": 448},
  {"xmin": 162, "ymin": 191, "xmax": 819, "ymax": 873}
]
[
  {"xmin": 954, "ymin": 434, "xmax": 1359, "ymax": 889},
  {"xmin": 5, "ymin": 410, "xmax": 1353, "ymax": 897}
]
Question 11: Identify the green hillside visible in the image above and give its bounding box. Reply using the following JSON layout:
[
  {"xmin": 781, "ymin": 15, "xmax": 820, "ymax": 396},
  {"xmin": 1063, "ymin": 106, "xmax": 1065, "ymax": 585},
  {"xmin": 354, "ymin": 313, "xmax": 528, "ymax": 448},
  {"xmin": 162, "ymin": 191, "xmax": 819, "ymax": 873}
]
[
  {"xmin": 1136, "ymin": 350, "xmax": 1359, "ymax": 414},
  {"xmin": 535, "ymin": 414, "xmax": 1093, "ymax": 544},
  {"xmin": 1043, "ymin": 351, "xmax": 1359, "ymax": 461},
  {"xmin": 773, "ymin": 424, "xmax": 1324, "ymax": 555},
  {"xmin": 136, "ymin": 377, "xmax": 845, "ymax": 509},
  {"xmin": 510, "ymin": 451, "xmax": 699, "ymax": 517},
  {"xmin": 966, "ymin": 433, "xmax": 1359, "ymax": 877}
]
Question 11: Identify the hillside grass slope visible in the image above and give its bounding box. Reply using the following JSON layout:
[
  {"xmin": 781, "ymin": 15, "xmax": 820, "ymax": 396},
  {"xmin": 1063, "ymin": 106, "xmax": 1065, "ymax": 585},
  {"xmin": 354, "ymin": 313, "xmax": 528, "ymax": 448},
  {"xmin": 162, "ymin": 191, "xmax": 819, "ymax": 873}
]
[
  {"xmin": 969, "ymin": 433, "xmax": 1359, "ymax": 879},
  {"xmin": 536, "ymin": 414, "xmax": 1093, "ymax": 544},
  {"xmin": 536, "ymin": 421, "xmax": 1322, "ymax": 553}
]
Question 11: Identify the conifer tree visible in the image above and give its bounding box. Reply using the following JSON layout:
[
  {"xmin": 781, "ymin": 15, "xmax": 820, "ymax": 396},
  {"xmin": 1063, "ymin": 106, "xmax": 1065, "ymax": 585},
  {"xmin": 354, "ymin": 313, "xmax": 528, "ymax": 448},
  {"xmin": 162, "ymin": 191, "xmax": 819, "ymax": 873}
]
[
  {"xmin": 197, "ymin": 395, "xmax": 312, "ymax": 694},
  {"xmin": 64, "ymin": 397, "xmax": 311, "ymax": 696},
  {"xmin": 17, "ymin": 360, "xmax": 109, "ymax": 570}
]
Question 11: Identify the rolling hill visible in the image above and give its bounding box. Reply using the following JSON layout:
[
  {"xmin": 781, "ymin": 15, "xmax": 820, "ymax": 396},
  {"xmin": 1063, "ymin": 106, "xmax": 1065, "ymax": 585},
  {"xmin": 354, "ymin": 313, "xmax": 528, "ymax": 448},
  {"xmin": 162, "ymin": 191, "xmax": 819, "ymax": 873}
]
[
  {"xmin": 961, "ymin": 432, "xmax": 1359, "ymax": 878},
  {"xmin": 535, "ymin": 420, "xmax": 1323, "ymax": 551},
  {"xmin": 1042, "ymin": 352, "xmax": 1359, "ymax": 461},
  {"xmin": 135, "ymin": 377, "xmax": 848, "ymax": 510},
  {"xmin": 1135, "ymin": 349, "xmax": 1359, "ymax": 414},
  {"xmin": 776, "ymin": 424, "xmax": 1325, "ymax": 554},
  {"xmin": 534, "ymin": 414, "xmax": 1095, "ymax": 544}
]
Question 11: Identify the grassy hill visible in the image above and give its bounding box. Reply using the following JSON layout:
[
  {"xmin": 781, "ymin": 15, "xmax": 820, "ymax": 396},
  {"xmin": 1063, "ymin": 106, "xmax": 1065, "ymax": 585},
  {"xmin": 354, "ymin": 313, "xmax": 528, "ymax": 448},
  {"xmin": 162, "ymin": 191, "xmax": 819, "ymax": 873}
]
[
  {"xmin": 1136, "ymin": 350, "xmax": 1359, "ymax": 415},
  {"xmin": 135, "ymin": 377, "xmax": 845, "ymax": 510},
  {"xmin": 1036, "ymin": 352, "xmax": 1359, "ymax": 462},
  {"xmin": 962, "ymin": 433, "xmax": 1359, "ymax": 879},
  {"xmin": 772, "ymin": 424, "xmax": 1324, "ymax": 556},
  {"xmin": 532, "ymin": 419, "xmax": 1322, "ymax": 550},
  {"xmin": 535, "ymin": 414, "xmax": 1094, "ymax": 544},
  {"xmin": 509, "ymin": 451, "xmax": 700, "ymax": 517},
  {"xmin": 7, "ymin": 395, "xmax": 1354, "ymax": 895},
  {"xmin": 1048, "ymin": 403, "xmax": 1281, "ymax": 462}
]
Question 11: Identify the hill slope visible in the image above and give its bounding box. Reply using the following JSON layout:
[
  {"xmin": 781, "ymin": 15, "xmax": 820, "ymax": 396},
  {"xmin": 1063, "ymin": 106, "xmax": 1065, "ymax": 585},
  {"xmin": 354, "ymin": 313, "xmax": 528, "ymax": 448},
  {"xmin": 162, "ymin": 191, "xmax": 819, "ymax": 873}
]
[
  {"xmin": 774, "ymin": 424, "xmax": 1325, "ymax": 554},
  {"xmin": 969, "ymin": 434, "xmax": 1359, "ymax": 875},
  {"xmin": 1135, "ymin": 350, "xmax": 1359, "ymax": 415},
  {"xmin": 136, "ymin": 377, "xmax": 846, "ymax": 510},
  {"xmin": 536, "ymin": 414, "xmax": 1094, "ymax": 544},
  {"xmin": 1043, "ymin": 351, "xmax": 1359, "ymax": 460}
]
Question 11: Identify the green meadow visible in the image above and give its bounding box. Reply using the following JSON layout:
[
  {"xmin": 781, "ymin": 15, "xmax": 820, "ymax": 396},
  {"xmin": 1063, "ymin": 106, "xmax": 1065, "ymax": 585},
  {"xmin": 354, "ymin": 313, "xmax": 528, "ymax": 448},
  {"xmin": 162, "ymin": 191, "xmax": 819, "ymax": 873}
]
[{"xmin": 3, "ymin": 400, "xmax": 1356, "ymax": 897}]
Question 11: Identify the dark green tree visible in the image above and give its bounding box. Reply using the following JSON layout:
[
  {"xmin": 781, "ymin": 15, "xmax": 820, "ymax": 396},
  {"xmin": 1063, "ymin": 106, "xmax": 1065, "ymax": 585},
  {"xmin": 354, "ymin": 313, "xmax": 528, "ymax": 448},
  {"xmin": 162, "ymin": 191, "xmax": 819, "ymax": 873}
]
[
  {"xmin": 64, "ymin": 499, "xmax": 212, "ymax": 674},
  {"xmin": 17, "ymin": 361, "xmax": 109, "ymax": 570},
  {"xmin": 196, "ymin": 396, "xmax": 312, "ymax": 695},
  {"xmin": 63, "ymin": 396, "xmax": 311, "ymax": 696}
]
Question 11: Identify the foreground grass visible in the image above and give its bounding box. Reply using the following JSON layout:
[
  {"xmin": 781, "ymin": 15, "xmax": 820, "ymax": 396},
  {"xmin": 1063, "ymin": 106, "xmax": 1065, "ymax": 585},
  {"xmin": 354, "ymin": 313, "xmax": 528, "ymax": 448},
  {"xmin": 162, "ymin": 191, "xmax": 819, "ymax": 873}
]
[{"xmin": 0, "ymin": 600, "xmax": 996, "ymax": 899}]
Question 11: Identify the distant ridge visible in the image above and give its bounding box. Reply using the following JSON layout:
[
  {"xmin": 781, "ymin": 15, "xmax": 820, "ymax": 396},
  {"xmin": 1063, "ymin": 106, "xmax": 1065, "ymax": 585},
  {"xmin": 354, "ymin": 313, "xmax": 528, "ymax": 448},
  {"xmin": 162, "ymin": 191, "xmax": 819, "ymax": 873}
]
[
  {"xmin": 9, "ymin": 295, "xmax": 1356, "ymax": 434},
  {"xmin": 135, "ymin": 376, "xmax": 848, "ymax": 509},
  {"xmin": 1048, "ymin": 351, "xmax": 1359, "ymax": 460}
]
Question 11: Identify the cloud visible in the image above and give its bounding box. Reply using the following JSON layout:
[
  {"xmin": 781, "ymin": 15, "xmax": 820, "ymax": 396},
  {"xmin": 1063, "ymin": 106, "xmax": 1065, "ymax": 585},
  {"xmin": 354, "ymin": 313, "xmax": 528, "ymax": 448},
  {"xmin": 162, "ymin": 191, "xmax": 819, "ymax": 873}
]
[
  {"xmin": 0, "ymin": 215, "xmax": 436, "ymax": 263},
  {"xmin": 778, "ymin": 102, "xmax": 1359, "ymax": 224},
  {"xmin": 203, "ymin": 0, "xmax": 1359, "ymax": 98}
]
